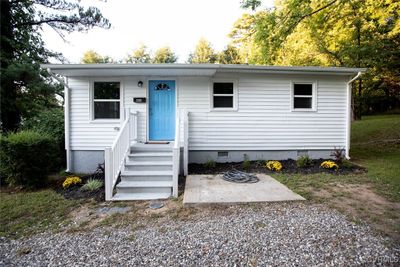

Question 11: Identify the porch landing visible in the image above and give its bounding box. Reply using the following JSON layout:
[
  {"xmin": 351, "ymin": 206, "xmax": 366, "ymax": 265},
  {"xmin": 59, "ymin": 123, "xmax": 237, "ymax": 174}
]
[{"xmin": 183, "ymin": 174, "xmax": 305, "ymax": 206}]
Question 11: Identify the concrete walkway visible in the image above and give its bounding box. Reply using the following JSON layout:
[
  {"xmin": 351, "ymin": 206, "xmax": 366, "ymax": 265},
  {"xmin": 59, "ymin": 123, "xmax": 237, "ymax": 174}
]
[{"xmin": 183, "ymin": 174, "xmax": 305, "ymax": 206}]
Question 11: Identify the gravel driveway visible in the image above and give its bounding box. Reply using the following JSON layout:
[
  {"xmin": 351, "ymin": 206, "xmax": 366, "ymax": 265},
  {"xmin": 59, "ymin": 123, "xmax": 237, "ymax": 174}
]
[{"xmin": 1, "ymin": 203, "xmax": 398, "ymax": 266}]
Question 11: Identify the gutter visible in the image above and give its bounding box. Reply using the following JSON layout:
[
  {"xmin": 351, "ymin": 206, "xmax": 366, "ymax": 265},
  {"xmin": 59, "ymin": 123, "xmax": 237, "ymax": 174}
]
[
  {"xmin": 47, "ymin": 69, "xmax": 72, "ymax": 172},
  {"xmin": 345, "ymin": 71, "xmax": 363, "ymax": 159}
]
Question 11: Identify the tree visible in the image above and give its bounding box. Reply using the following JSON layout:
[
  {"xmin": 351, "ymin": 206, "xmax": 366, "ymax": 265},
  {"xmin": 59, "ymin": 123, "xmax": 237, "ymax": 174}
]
[
  {"xmin": 188, "ymin": 38, "xmax": 217, "ymax": 63},
  {"xmin": 0, "ymin": 0, "xmax": 110, "ymax": 132},
  {"xmin": 152, "ymin": 46, "xmax": 178, "ymax": 63},
  {"xmin": 125, "ymin": 44, "xmax": 151, "ymax": 63},
  {"xmin": 217, "ymin": 45, "xmax": 243, "ymax": 64},
  {"xmin": 234, "ymin": 0, "xmax": 400, "ymax": 117},
  {"xmin": 81, "ymin": 50, "xmax": 113, "ymax": 63}
]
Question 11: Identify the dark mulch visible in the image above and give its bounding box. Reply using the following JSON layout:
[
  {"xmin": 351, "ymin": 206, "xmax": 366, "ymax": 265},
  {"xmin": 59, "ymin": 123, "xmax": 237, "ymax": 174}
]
[
  {"xmin": 55, "ymin": 168, "xmax": 105, "ymax": 201},
  {"xmin": 189, "ymin": 159, "xmax": 366, "ymax": 175}
]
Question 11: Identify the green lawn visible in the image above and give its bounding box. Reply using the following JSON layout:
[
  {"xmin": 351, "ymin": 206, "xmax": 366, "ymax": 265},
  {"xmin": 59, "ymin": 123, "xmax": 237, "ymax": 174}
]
[
  {"xmin": 351, "ymin": 115, "xmax": 400, "ymax": 201},
  {"xmin": 0, "ymin": 190, "xmax": 80, "ymax": 238}
]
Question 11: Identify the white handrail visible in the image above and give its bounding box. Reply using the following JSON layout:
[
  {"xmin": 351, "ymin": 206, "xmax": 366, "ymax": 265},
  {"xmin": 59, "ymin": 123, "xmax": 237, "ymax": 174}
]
[
  {"xmin": 172, "ymin": 109, "xmax": 181, "ymax": 197},
  {"xmin": 105, "ymin": 109, "xmax": 138, "ymax": 201}
]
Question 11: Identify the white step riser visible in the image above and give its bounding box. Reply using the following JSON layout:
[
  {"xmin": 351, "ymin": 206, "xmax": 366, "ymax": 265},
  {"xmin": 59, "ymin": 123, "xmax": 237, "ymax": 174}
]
[
  {"xmin": 124, "ymin": 165, "xmax": 172, "ymax": 171},
  {"xmin": 117, "ymin": 187, "xmax": 172, "ymax": 194},
  {"xmin": 131, "ymin": 147, "xmax": 172, "ymax": 153},
  {"xmin": 121, "ymin": 175, "xmax": 173, "ymax": 182},
  {"xmin": 113, "ymin": 192, "xmax": 171, "ymax": 201},
  {"xmin": 127, "ymin": 155, "xmax": 172, "ymax": 162}
]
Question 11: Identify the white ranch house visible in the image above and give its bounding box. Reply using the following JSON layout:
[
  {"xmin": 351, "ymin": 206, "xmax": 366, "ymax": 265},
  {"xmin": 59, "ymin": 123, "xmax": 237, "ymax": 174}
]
[{"xmin": 43, "ymin": 64, "xmax": 363, "ymax": 201}]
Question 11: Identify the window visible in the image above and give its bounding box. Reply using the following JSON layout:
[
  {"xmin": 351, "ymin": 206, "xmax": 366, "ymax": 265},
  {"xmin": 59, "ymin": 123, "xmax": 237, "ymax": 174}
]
[
  {"xmin": 93, "ymin": 82, "xmax": 121, "ymax": 119},
  {"xmin": 292, "ymin": 83, "xmax": 316, "ymax": 110},
  {"xmin": 212, "ymin": 82, "xmax": 236, "ymax": 110}
]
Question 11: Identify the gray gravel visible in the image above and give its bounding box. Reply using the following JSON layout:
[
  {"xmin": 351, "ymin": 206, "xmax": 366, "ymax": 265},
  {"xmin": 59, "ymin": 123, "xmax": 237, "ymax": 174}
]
[{"xmin": 1, "ymin": 203, "xmax": 399, "ymax": 266}]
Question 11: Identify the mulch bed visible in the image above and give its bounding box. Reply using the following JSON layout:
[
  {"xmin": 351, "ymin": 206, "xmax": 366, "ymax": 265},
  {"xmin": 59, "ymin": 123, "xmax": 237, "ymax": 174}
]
[
  {"xmin": 55, "ymin": 172, "xmax": 105, "ymax": 202},
  {"xmin": 189, "ymin": 159, "xmax": 366, "ymax": 175}
]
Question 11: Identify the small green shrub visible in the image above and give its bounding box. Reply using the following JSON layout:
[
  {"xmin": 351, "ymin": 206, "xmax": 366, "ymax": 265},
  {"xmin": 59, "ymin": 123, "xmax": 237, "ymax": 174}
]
[
  {"xmin": 80, "ymin": 179, "xmax": 103, "ymax": 191},
  {"xmin": 243, "ymin": 154, "xmax": 251, "ymax": 170},
  {"xmin": 296, "ymin": 155, "xmax": 312, "ymax": 168},
  {"xmin": 0, "ymin": 130, "xmax": 57, "ymax": 188},
  {"xmin": 23, "ymin": 108, "xmax": 65, "ymax": 170},
  {"xmin": 204, "ymin": 159, "xmax": 216, "ymax": 168}
]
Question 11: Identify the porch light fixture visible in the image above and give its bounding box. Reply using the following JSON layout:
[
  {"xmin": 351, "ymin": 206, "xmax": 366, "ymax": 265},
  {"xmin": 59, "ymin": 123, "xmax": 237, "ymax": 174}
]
[{"xmin": 137, "ymin": 81, "xmax": 143, "ymax": 87}]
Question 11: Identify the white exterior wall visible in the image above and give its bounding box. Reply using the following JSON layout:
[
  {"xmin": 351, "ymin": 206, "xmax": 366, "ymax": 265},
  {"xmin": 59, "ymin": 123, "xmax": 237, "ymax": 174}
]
[
  {"xmin": 68, "ymin": 77, "xmax": 148, "ymax": 151},
  {"xmin": 68, "ymin": 73, "xmax": 348, "ymax": 153},
  {"xmin": 178, "ymin": 73, "xmax": 348, "ymax": 151}
]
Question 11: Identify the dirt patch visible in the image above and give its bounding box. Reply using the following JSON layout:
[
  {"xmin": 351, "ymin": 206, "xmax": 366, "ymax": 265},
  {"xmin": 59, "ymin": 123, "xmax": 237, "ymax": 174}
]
[
  {"xmin": 313, "ymin": 183, "xmax": 400, "ymax": 243},
  {"xmin": 189, "ymin": 159, "xmax": 365, "ymax": 175}
]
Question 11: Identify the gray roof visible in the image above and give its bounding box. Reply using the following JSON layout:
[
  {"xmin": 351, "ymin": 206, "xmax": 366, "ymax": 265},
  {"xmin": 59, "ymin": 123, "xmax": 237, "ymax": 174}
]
[{"xmin": 42, "ymin": 63, "xmax": 365, "ymax": 77}]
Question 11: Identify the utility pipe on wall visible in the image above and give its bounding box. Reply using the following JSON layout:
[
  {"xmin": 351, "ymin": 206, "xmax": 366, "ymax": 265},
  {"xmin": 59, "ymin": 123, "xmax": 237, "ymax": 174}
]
[
  {"xmin": 345, "ymin": 71, "xmax": 362, "ymax": 159},
  {"xmin": 47, "ymin": 69, "xmax": 72, "ymax": 172}
]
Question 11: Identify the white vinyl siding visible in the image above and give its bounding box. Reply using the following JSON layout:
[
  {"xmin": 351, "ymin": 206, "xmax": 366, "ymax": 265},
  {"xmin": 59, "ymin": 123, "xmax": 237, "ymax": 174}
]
[
  {"xmin": 178, "ymin": 74, "xmax": 347, "ymax": 151},
  {"xmin": 68, "ymin": 73, "xmax": 347, "ymax": 152},
  {"xmin": 68, "ymin": 77, "xmax": 147, "ymax": 150}
]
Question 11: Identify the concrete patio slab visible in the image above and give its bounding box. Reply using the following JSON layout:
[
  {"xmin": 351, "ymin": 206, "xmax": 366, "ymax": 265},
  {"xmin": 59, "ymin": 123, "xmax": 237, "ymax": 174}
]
[{"xmin": 183, "ymin": 174, "xmax": 305, "ymax": 206}]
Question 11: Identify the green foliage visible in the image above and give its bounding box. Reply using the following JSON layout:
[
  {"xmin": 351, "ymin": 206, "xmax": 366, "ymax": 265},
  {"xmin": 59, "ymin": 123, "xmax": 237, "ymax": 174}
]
[
  {"xmin": 217, "ymin": 45, "xmax": 243, "ymax": 64},
  {"xmin": 23, "ymin": 108, "xmax": 65, "ymax": 169},
  {"xmin": 152, "ymin": 46, "xmax": 178, "ymax": 63},
  {"xmin": 233, "ymin": 0, "xmax": 400, "ymax": 115},
  {"xmin": 0, "ymin": 190, "xmax": 78, "ymax": 238},
  {"xmin": 81, "ymin": 50, "xmax": 114, "ymax": 63},
  {"xmin": 81, "ymin": 179, "xmax": 103, "ymax": 191},
  {"xmin": 23, "ymin": 108, "xmax": 64, "ymax": 141},
  {"xmin": 242, "ymin": 154, "xmax": 251, "ymax": 170},
  {"xmin": 204, "ymin": 159, "xmax": 216, "ymax": 168},
  {"xmin": 0, "ymin": 0, "xmax": 110, "ymax": 132},
  {"xmin": 125, "ymin": 44, "xmax": 151, "ymax": 63},
  {"xmin": 296, "ymin": 155, "xmax": 312, "ymax": 168},
  {"xmin": 188, "ymin": 38, "xmax": 217, "ymax": 63},
  {"xmin": 351, "ymin": 115, "xmax": 400, "ymax": 200},
  {"xmin": 0, "ymin": 131, "xmax": 57, "ymax": 188}
]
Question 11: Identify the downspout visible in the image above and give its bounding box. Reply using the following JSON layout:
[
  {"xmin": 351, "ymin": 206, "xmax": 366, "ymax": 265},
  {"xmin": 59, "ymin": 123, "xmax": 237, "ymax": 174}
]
[
  {"xmin": 345, "ymin": 71, "xmax": 362, "ymax": 159},
  {"xmin": 47, "ymin": 69, "xmax": 72, "ymax": 172}
]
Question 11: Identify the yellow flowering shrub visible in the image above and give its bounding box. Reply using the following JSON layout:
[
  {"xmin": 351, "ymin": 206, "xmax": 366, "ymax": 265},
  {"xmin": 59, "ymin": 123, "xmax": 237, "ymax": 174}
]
[
  {"xmin": 62, "ymin": 176, "xmax": 82, "ymax": 189},
  {"xmin": 320, "ymin": 160, "xmax": 339, "ymax": 170},
  {"xmin": 266, "ymin": 160, "xmax": 283, "ymax": 171}
]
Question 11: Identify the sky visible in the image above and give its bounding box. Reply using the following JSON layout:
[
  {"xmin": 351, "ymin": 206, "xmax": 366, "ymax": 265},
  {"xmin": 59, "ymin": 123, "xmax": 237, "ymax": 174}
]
[{"xmin": 42, "ymin": 0, "xmax": 274, "ymax": 63}]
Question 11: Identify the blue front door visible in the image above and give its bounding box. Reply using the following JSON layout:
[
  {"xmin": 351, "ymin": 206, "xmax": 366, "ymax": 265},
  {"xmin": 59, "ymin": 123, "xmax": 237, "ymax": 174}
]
[{"xmin": 149, "ymin": 80, "xmax": 176, "ymax": 141}]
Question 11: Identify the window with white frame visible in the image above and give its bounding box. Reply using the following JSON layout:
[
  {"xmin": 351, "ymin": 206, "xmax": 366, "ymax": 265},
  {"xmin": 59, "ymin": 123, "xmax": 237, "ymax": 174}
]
[
  {"xmin": 292, "ymin": 83, "xmax": 315, "ymax": 110},
  {"xmin": 212, "ymin": 82, "xmax": 236, "ymax": 109},
  {"xmin": 93, "ymin": 82, "xmax": 121, "ymax": 119}
]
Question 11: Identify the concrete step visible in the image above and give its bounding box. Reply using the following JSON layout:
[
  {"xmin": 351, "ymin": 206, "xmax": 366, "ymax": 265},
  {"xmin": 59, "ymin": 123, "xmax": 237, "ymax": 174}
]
[{"xmin": 112, "ymin": 192, "xmax": 171, "ymax": 201}]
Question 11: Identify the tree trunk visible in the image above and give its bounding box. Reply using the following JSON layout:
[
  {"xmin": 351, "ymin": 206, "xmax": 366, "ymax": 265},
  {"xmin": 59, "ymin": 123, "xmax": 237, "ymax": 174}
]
[{"xmin": 1, "ymin": 1, "xmax": 21, "ymax": 132}]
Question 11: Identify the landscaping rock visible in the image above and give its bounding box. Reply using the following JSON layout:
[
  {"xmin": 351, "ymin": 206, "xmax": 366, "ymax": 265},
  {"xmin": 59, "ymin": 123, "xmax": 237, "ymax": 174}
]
[{"xmin": 95, "ymin": 206, "xmax": 131, "ymax": 216}]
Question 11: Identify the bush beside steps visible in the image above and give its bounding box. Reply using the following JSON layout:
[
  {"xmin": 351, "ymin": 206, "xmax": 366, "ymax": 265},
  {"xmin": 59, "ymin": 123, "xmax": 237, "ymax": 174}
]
[{"xmin": 0, "ymin": 130, "xmax": 57, "ymax": 188}]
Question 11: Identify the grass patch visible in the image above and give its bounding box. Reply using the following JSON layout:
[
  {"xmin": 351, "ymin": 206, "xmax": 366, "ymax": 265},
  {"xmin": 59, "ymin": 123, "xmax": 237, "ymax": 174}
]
[
  {"xmin": 0, "ymin": 190, "xmax": 80, "ymax": 238},
  {"xmin": 351, "ymin": 115, "xmax": 400, "ymax": 201}
]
